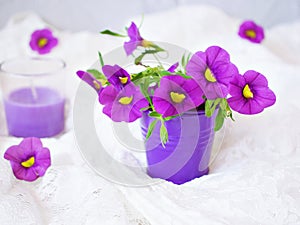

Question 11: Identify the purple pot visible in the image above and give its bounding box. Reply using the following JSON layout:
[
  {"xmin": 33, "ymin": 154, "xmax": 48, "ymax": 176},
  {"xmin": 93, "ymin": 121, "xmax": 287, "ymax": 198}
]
[{"xmin": 140, "ymin": 110, "xmax": 217, "ymax": 185}]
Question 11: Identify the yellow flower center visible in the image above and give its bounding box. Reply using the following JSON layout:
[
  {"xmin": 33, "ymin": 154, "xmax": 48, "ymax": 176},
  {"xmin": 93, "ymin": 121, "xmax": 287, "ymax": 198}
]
[
  {"xmin": 119, "ymin": 76, "xmax": 128, "ymax": 84},
  {"xmin": 38, "ymin": 38, "xmax": 48, "ymax": 48},
  {"xmin": 243, "ymin": 84, "xmax": 254, "ymax": 99},
  {"xmin": 245, "ymin": 30, "xmax": 256, "ymax": 39},
  {"xmin": 21, "ymin": 156, "xmax": 35, "ymax": 168},
  {"xmin": 170, "ymin": 92, "xmax": 186, "ymax": 103},
  {"xmin": 118, "ymin": 96, "xmax": 133, "ymax": 105},
  {"xmin": 204, "ymin": 68, "xmax": 217, "ymax": 82}
]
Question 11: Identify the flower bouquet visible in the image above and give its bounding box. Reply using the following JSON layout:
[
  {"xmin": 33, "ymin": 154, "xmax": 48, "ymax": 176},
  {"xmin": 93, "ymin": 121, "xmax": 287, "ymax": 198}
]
[{"xmin": 77, "ymin": 21, "xmax": 276, "ymax": 184}]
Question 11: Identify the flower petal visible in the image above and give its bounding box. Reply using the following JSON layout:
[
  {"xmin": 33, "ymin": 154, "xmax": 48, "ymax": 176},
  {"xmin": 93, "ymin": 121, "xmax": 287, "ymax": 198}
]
[{"xmin": 99, "ymin": 85, "xmax": 118, "ymax": 105}]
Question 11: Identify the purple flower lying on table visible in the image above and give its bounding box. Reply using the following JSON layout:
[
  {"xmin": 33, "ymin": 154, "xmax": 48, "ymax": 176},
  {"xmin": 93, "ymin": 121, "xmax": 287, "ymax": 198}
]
[
  {"xmin": 186, "ymin": 46, "xmax": 239, "ymax": 100},
  {"xmin": 29, "ymin": 28, "xmax": 58, "ymax": 54},
  {"xmin": 238, "ymin": 20, "xmax": 265, "ymax": 43},
  {"xmin": 4, "ymin": 137, "xmax": 51, "ymax": 182},
  {"xmin": 228, "ymin": 70, "xmax": 276, "ymax": 114},
  {"xmin": 153, "ymin": 75, "xmax": 204, "ymax": 117},
  {"xmin": 99, "ymin": 82, "xmax": 148, "ymax": 122}
]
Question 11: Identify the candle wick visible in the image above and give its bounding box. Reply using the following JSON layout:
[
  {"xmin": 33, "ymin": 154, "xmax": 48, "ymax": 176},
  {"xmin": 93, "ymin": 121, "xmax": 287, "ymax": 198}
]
[{"xmin": 30, "ymin": 81, "xmax": 38, "ymax": 101}]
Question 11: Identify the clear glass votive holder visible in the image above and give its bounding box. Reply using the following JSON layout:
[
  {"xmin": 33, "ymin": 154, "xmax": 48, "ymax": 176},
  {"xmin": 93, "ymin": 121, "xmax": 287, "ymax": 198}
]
[{"xmin": 0, "ymin": 57, "xmax": 66, "ymax": 138}]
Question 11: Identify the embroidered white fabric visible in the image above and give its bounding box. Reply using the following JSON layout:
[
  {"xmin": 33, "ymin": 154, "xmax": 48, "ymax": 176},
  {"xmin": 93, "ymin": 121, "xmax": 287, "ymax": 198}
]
[{"xmin": 0, "ymin": 5, "xmax": 300, "ymax": 225}]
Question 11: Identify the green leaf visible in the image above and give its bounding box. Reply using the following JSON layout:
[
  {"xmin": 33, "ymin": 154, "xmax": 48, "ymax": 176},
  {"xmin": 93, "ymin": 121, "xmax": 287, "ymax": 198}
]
[
  {"xmin": 205, "ymin": 100, "xmax": 214, "ymax": 117},
  {"xmin": 180, "ymin": 52, "xmax": 192, "ymax": 71},
  {"xmin": 181, "ymin": 54, "xmax": 186, "ymax": 68},
  {"xmin": 100, "ymin": 29, "xmax": 127, "ymax": 37},
  {"xmin": 175, "ymin": 71, "xmax": 192, "ymax": 79},
  {"xmin": 163, "ymin": 115, "xmax": 180, "ymax": 121},
  {"xmin": 205, "ymin": 99, "xmax": 221, "ymax": 117},
  {"xmin": 140, "ymin": 107, "xmax": 150, "ymax": 111},
  {"xmin": 158, "ymin": 70, "xmax": 171, "ymax": 76},
  {"xmin": 214, "ymin": 109, "xmax": 225, "ymax": 131},
  {"xmin": 149, "ymin": 111, "xmax": 161, "ymax": 118},
  {"xmin": 87, "ymin": 69, "xmax": 106, "ymax": 80},
  {"xmin": 145, "ymin": 119, "xmax": 158, "ymax": 141},
  {"xmin": 130, "ymin": 72, "xmax": 144, "ymax": 83},
  {"xmin": 160, "ymin": 122, "xmax": 168, "ymax": 147},
  {"xmin": 98, "ymin": 51, "xmax": 105, "ymax": 67}
]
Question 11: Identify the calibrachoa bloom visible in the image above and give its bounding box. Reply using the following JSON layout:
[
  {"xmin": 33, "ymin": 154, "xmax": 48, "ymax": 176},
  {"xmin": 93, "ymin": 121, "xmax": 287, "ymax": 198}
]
[
  {"xmin": 124, "ymin": 22, "xmax": 155, "ymax": 56},
  {"xmin": 99, "ymin": 82, "xmax": 148, "ymax": 122},
  {"xmin": 153, "ymin": 75, "xmax": 204, "ymax": 117},
  {"xmin": 29, "ymin": 28, "xmax": 58, "ymax": 54},
  {"xmin": 124, "ymin": 22, "xmax": 144, "ymax": 55},
  {"xmin": 228, "ymin": 70, "xmax": 276, "ymax": 114},
  {"xmin": 76, "ymin": 70, "xmax": 102, "ymax": 93},
  {"xmin": 102, "ymin": 64, "xmax": 131, "ymax": 90},
  {"xmin": 238, "ymin": 20, "xmax": 265, "ymax": 43},
  {"xmin": 186, "ymin": 46, "xmax": 239, "ymax": 100},
  {"xmin": 4, "ymin": 137, "xmax": 51, "ymax": 182}
]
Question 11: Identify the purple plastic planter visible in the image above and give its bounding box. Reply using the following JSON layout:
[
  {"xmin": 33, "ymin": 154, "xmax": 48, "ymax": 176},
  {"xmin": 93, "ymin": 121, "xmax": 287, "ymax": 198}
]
[{"xmin": 140, "ymin": 109, "xmax": 217, "ymax": 185}]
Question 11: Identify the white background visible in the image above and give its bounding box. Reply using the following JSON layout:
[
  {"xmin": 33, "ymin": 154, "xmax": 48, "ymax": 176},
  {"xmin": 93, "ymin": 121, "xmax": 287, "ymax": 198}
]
[{"xmin": 0, "ymin": 0, "xmax": 300, "ymax": 31}]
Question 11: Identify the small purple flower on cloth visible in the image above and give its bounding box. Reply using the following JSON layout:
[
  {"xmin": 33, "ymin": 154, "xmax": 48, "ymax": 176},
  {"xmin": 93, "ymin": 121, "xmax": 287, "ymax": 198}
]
[
  {"xmin": 29, "ymin": 28, "xmax": 58, "ymax": 54},
  {"xmin": 4, "ymin": 137, "xmax": 51, "ymax": 182},
  {"xmin": 152, "ymin": 75, "xmax": 205, "ymax": 117},
  {"xmin": 227, "ymin": 70, "xmax": 276, "ymax": 114},
  {"xmin": 186, "ymin": 46, "xmax": 239, "ymax": 100},
  {"xmin": 238, "ymin": 20, "xmax": 265, "ymax": 43},
  {"xmin": 99, "ymin": 82, "xmax": 148, "ymax": 122}
]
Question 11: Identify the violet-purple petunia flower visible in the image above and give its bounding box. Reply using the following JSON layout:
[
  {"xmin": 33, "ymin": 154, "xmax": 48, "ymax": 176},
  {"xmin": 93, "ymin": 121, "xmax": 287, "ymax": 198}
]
[
  {"xmin": 152, "ymin": 75, "xmax": 205, "ymax": 117},
  {"xmin": 4, "ymin": 137, "xmax": 51, "ymax": 182},
  {"xmin": 227, "ymin": 70, "xmax": 276, "ymax": 114},
  {"xmin": 186, "ymin": 46, "xmax": 239, "ymax": 100},
  {"xmin": 29, "ymin": 28, "xmax": 58, "ymax": 54},
  {"xmin": 99, "ymin": 83, "xmax": 148, "ymax": 122},
  {"xmin": 102, "ymin": 65, "xmax": 131, "ymax": 90},
  {"xmin": 238, "ymin": 20, "xmax": 265, "ymax": 44},
  {"xmin": 76, "ymin": 70, "xmax": 102, "ymax": 93},
  {"xmin": 124, "ymin": 22, "xmax": 144, "ymax": 55}
]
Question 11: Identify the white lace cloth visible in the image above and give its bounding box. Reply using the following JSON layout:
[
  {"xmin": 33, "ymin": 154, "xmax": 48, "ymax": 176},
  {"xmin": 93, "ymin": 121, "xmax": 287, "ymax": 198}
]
[{"xmin": 0, "ymin": 5, "xmax": 300, "ymax": 225}]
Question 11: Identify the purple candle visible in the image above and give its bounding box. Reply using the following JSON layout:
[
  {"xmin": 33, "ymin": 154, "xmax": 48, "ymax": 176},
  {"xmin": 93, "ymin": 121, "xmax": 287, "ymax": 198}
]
[
  {"xmin": 0, "ymin": 57, "xmax": 66, "ymax": 138},
  {"xmin": 4, "ymin": 87, "xmax": 65, "ymax": 137}
]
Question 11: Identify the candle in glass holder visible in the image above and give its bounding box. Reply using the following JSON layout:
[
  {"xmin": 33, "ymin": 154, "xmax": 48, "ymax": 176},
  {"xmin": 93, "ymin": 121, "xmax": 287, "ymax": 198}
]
[{"xmin": 0, "ymin": 58, "xmax": 66, "ymax": 138}]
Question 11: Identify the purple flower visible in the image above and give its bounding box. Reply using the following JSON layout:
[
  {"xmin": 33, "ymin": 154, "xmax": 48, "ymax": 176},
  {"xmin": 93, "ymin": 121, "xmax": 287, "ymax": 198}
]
[
  {"xmin": 238, "ymin": 20, "xmax": 265, "ymax": 43},
  {"xmin": 76, "ymin": 70, "xmax": 102, "ymax": 93},
  {"xmin": 186, "ymin": 46, "xmax": 238, "ymax": 100},
  {"xmin": 124, "ymin": 22, "xmax": 144, "ymax": 55},
  {"xmin": 99, "ymin": 83, "xmax": 148, "ymax": 122},
  {"xmin": 29, "ymin": 28, "xmax": 58, "ymax": 54},
  {"xmin": 228, "ymin": 70, "xmax": 276, "ymax": 114},
  {"xmin": 4, "ymin": 137, "xmax": 51, "ymax": 182},
  {"xmin": 167, "ymin": 62, "xmax": 179, "ymax": 73},
  {"xmin": 153, "ymin": 75, "xmax": 204, "ymax": 117},
  {"xmin": 102, "ymin": 65, "xmax": 131, "ymax": 90}
]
